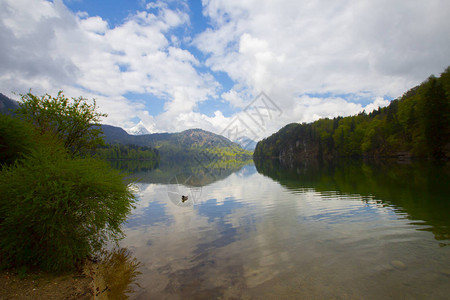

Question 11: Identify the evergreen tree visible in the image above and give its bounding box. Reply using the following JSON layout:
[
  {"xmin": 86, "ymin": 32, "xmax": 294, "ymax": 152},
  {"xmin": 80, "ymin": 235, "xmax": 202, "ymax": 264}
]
[{"xmin": 423, "ymin": 78, "xmax": 449, "ymax": 159}]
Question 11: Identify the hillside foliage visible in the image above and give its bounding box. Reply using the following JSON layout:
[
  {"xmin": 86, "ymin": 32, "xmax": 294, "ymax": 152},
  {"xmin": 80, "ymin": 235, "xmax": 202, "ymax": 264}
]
[
  {"xmin": 95, "ymin": 143, "xmax": 159, "ymax": 161},
  {"xmin": 254, "ymin": 67, "xmax": 450, "ymax": 161},
  {"xmin": 102, "ymin": 126, "xmax": 253, "ymax": 161}
]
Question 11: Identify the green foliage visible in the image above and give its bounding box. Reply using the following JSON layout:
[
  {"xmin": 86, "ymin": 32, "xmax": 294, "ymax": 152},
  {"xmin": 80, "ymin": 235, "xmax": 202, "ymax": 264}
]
[
  {"xmin": 95, "ymin": 143, "xmax": 159, "ymax": 161},
  {"xmin": 0, "ymin": 140, "xmax": 136, "ymax": 271},
  {"xmin": 421, "ymin": 77, "xmax": 449, "ymax": 159},
  {"xmin": 101, "ymin": 126, "xmax": 253, "ymax": 161},
  {"xmin": 255, "ymin": 67, "xmax": 450, "ymax": 160},
  {"xmin": 155, "ymin": 143, "xmax": 252, "ymax": 162},
  {"xmin": 0, "ymin": 91, "xmax": 136, "ymax": 272},
  {"xmin": 0, "ymin": 114, "xmax": 35, "ymax": 166},
  {"xmin": 202, "ymin": 145, "xmax": 253, "ymax": 161},
  {"xmin": 16, "ymin": 91, "xmax": 107, "ymax": 155}
]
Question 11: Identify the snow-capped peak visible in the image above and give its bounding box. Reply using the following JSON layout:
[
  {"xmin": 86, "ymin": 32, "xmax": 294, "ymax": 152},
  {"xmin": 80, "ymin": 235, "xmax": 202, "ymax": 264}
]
[{"xmin": 127, "ymin": 121, "xmax": 150, "ymax": 135}]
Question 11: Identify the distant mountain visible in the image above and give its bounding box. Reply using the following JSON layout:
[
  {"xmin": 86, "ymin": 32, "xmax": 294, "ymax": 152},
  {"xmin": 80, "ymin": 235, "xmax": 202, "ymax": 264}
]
[
  {"xmin": 173, "ymin": 128, "xmax": 239, "ymax": 149},
  {"xmin": 101, "ymin": 125, "xmax": 253, "ymax": 160},
  {"xmin": 0, "ymin": 93, "xmax": 19, "ymax": 115},
  {"xmin": 234, "ymin": 136, "xmax": 257, "ymax": 151},
  {"xmin": 102, "ymin": 126, "xmax": 233, "ymax": 148},
  {"xmin": 127, "ymin": 121, "xmax": 150, "ymax": 135},
  {"xmin": 101, "ymin": 124, "xmax": 135, "ymax": 144}
]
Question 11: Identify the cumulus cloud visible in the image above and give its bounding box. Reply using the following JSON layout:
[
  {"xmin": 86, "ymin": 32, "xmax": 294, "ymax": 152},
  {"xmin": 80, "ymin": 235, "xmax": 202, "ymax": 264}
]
[
  {"xmin": 1, "ymin": 0, "xmax": 449, "ymax": 138},
  {"xmin": 198, "ymin": 0, "xmax": 450, "ymax": 92},
  {"xmin": 364, "ymin": 97, "xmax": 391, "ymax": 113},
  {"xmin": 0, "ymin": 0, "xmax": 219, "ymax": 131},
  {"xmin": 0, "ymin": 0, "xmax": 79, "ymax": 94},
  {"xmin": 221, "ymin": 89, "xmax": 245, "ymax": 108},
  {"xmin": 195, "ymin": 0, "xmax": 450, "ymax": 135},
  {"xmin": 79, "ymin": 16, "xmax": 108, "ymax": 34}
]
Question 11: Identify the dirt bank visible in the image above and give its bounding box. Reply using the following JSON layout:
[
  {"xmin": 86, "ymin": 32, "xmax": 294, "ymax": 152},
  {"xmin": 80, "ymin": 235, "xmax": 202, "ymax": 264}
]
[{"xmin": 0, "ymin": 266, "xmax": 94, "ymax": 300}]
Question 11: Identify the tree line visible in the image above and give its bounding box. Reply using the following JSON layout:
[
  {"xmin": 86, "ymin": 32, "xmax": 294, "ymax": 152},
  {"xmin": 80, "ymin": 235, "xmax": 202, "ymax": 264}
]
[
  {"xmin": 254, "ymin": 67, "xmax": 450, "ymax": 161},
  {"xmin": 95, "ymin": 143, "xmax": 159, "ymax": 160}
]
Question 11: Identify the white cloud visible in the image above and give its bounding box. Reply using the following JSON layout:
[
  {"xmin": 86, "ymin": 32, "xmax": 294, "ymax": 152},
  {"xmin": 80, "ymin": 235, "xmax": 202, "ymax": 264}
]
[
  {"xmin": 0, "ymin": 0, "xmax": 220, "ymax": 132},
  {"xmin": 195, "ymin": 0, "xmax": 450, "ymax": 135},
  {"xmin": 0, "ymin": 0, "xmax": 79, "ymax": 94},
  {"xmin": 1, "ymin": 0, "xmax": 449, "ymax": 138},
  {"xmin": 364, "ymin": 97, "xmax": 391, "ymax": 114},
  {"xmin": 79, "ymin": 16, "xmax": 108, "ymax": 34},
  {"xmin": 221, "ymin": 89, "xmax": 244, "ymax": 108},
  {"xmin": 154, "ymin": 109, "xmax": 231, "ymax": 134}
]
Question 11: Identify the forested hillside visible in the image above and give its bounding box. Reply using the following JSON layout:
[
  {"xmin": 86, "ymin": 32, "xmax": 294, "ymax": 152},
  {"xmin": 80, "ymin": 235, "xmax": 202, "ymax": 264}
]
[
  {"xmin": 102, "ymin": 126, "xmax": 252, "ymax": 161},
  {"xmin": 95, "ymin": 143, "xmax": 159, "ymax": 161},
  {"xmin": 254, "ymin": 67, "xmax": 450, "ymax": 162}
]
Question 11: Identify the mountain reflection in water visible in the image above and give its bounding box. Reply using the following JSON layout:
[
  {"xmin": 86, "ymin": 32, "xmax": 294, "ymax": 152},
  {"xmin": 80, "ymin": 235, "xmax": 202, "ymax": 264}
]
[{"xmin": 117, "ymin": 159, "xmax": 450, "ymax": 299}]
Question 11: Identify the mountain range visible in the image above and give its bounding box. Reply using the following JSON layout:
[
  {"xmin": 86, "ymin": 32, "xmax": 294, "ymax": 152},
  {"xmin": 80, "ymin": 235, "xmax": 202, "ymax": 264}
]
[
  {"xmin": 101, "ymin": 124, "xmax": 252, "ymax": 160},
  {"xmin": 125, "ymin": 119, "xmax": 257, "ymax": 150},
  {"xmin": 0, "ymin": 93, "xmax": 253, "ymax": 160}
]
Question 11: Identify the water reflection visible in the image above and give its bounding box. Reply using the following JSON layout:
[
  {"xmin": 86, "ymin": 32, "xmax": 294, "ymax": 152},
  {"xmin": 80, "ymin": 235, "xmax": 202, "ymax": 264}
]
[
  {"xmin": 126, "ymin": 159, "xmax": 252, "ymax": 186},
  {"xmin": 107, "ymin": 159, "xmax": 159, "ymax": 174},
  {"xmin": 118, "ymin": 159, "xmax": 450, "ymax": 299},
  {"xmin": 254, "ymin": 158, "xmax": 450, "ymax": 243},
  {"xmin": 93, "ymin": 248, "xmax": 141, "ymax": 300}
]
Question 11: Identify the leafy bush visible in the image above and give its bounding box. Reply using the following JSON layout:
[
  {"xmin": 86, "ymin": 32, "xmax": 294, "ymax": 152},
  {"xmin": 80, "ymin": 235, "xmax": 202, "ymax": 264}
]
[
  {"xmin": 0, "ymin": 139, "xmax": 136, "ymax": 271},
  {"xmin": 0, "ymin": 114, "xmax": 35, "ymax": 166},
  {"xmin": 0, "ymin": 91, "xmax": 137, "ymax": 272},
  {"xmin": 16, "ymin": 91, "xmax": 106, "ymax": 155}
]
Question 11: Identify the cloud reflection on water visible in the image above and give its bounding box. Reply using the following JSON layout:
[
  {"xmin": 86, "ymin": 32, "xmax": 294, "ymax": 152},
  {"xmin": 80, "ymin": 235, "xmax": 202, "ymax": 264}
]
[{"xmin": 119, "ymin": 161, "xmax": 450, "ymax": 299}]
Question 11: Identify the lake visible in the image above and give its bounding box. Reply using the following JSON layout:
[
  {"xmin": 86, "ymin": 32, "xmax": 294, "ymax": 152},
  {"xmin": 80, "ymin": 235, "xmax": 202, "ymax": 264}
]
[{"xmin": 113, "ymin": 159, "xmax": 450, "ymax": 299}]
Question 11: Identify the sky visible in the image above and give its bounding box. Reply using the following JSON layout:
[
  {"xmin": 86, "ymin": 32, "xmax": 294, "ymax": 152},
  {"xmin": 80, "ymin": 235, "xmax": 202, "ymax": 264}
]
[{"xmin": 1, "ymin": 0, "xmax": 449, "ymax": 141}]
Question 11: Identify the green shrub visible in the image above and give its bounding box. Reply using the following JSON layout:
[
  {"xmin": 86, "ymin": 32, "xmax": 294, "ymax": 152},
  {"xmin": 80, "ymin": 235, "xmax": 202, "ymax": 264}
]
[
  {"xmin": 0, "ymin": 141, "xmax": 136, "ymax": 271},
  {"xmin": 16, "ymin": 91, "xmax": 106, "ymax": 155},
  {"xmin": 0, "ymin": 114, "xmax": 35, "ymax": 166}
]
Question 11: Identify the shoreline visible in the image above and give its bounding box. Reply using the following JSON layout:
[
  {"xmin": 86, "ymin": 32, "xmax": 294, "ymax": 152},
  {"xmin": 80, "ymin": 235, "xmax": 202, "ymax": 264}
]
[{"xmin": 0, "ymin": 265, "xmax": 95, "ymax": 299}]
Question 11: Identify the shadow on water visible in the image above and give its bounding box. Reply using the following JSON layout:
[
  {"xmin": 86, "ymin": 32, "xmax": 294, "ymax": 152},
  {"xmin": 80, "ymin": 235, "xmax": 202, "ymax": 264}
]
[
  {"xmin": 254, "ymin": 158, "xmax": 450, "ymax": 243},
  {"xmin": 93, "ymin": 248, "xmax": 142, "ymax": 299}
]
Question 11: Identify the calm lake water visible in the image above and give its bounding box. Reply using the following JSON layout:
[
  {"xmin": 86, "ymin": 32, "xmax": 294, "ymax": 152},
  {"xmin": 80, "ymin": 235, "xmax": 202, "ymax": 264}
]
[{"xmin": 115, "ymin": 159, "xmax": 450, "ymax": 299}]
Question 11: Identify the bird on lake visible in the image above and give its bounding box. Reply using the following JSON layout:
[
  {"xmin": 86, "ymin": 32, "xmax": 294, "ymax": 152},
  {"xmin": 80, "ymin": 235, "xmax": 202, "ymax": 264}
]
[{"xmin": 181, "ymin": 195, "xmax": 188, "ymax": 202}]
